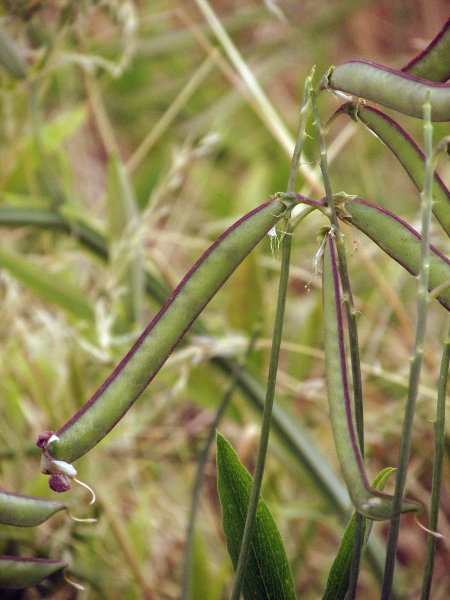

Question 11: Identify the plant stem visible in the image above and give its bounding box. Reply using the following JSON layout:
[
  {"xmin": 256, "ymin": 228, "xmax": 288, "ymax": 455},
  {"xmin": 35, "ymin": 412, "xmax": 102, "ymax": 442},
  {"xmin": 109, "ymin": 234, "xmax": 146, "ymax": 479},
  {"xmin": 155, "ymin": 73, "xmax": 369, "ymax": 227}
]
[
  {"xmin": 230, "ymin": 220, "xmax": 293, "ymax": 600},
  {"xmin": 229, "ymin": 71, "xmax": 313, "ymax": 600},
  {"xmin": 381, "ymin": 94, "xmax": 434, "ymax": 600},
  {"xmin": 287, "ymin": 67, "xmax": 314, "ymax": 194},
  {"xmin": 420, "ymin": 323, "xmax": 450, "ymax": 600}
]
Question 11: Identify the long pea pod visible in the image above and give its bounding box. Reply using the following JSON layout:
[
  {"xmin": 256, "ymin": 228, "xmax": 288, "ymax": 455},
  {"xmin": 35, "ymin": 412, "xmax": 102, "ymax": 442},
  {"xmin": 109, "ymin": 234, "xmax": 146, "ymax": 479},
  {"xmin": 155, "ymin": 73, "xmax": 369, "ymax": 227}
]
[
  {"xmin": 41, "ymin": 195, "xmax": 299, "ymax": 470},
  {"xmin": 0, "ymin": 556, "xmax": 67, "ymax": 589},
  {"xmin": 0, "ymin": 206, "xmax": 392, "ymax": 581},
  {"xmin": 332, "ymin": 102, "xmax": 450, "ymax": 237},
  {"xmin": 320, "ymin": 60, "xmax": 450, "ymax": 121},
  {"xmin": 322, "ymin": 231, "xmax": 420, "ymax": 520},
  {"xmin": 339, "ymin": 198, "xmax": 450, "ymax": 312},
  {"xmin": 0, "ymin": 205, "xmax": 356, "ymax": 515},
  {"xmin": 0, "ymin": 489, "xmax": 66, "ymax": 527},
  {"xmin": 402, "ymin": 16, "xmax": 450, "ymax": 83}
]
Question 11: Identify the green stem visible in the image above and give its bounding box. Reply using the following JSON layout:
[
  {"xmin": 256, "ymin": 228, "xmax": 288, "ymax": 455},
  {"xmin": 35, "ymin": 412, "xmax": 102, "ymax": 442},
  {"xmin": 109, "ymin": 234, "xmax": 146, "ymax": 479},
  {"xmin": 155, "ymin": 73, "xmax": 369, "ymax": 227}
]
[
  {"xmin": 381, "ymin": 94, "xmax": 434, "ymax": 600},
  {"xmin": 420, "ymin": 323, "xmax": 450, "ymax": 600},
  {"xmin": 229, "ymin": 73, "xmax": 314, "ymax": 600},
  {"xmin": 287, "ymin": 67, "xmax": 314, "ymax": 194},
  {"xmin": 230, "ymin": 219, "xmax": 292, "ymax": 600}
]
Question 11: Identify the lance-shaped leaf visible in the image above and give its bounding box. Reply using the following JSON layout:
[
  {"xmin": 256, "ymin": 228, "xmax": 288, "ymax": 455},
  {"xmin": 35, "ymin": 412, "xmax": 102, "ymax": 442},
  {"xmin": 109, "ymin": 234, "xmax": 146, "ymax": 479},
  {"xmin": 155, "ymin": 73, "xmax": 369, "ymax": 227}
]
[{"xmin": 216, "ymin": 432, "xmax": 296, "ymax": 600}]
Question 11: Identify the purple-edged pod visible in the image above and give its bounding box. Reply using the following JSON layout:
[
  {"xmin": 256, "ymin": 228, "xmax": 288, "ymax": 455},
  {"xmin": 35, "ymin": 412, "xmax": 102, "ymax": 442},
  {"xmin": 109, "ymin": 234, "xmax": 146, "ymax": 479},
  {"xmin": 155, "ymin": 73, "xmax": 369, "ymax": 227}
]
[
  {"xmin": 336, "ymin": 102, "xmax": 450, "ymax": 236},
  {"xmin": 322, "ymin": 231, "xmax": 420, "ymax": 520},
  {"xmin": 40, "ymin": 195, "xmax": 300, "ymax": 469},
  {"xmin": 340, "ymin": 198, "xmax": 450, "ymax": 312},
  {"xmin": 0, "ymin": 555, "xmax": 67, "ymax": 589},
  {"xmin": 320, "ymin": 60, "xmax": 450, "ymax": 121},
  {"xmin": 402, "ymin": 16, "xmax": 450, "ymax": 83},
  {"xmin": 0, "ymin": 488, "xmax": 66, "ymax": 527}
]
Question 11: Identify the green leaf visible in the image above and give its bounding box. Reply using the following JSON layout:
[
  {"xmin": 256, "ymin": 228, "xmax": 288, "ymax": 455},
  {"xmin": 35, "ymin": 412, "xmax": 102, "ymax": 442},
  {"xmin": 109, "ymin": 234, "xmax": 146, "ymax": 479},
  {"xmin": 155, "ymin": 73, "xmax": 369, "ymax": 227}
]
[
  {"xmin": 216, "ymin": 432, "xmax": 296, "ymax": 600},
  {"xmin": 322, "ymin": 468, "xmax": 396, "ymax": 600}
]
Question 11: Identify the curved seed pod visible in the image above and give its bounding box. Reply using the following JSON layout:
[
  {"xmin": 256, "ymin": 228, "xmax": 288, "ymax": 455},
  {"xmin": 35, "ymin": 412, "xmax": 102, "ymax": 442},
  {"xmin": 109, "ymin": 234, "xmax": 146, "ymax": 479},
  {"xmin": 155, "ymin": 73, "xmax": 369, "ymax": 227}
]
[
  {"xmin": 0, "ymin": 26, "xmax": 27, "ymax": 79},
  {"xmin": 0, "ymin": 555, "xmax": 67, "ymax": 589},
  {"xmin": 340, "ymin": 198, "xmax": 450, "ymax": 312},
  {"xmin": 320, "ymin": 60, "xmax": 450, "ymax": 121},
  {"xmin": 42, "ymin": 195, "xmax": 299, "ymax": 467},
  {"xmin": 335, "ymin": 102, "xmax": 450, "ymax": 236},
  {"xmin": 402, "ymin": 17, "xmax": 450, "ymax": 83},
  {"xmin": 322, "ymin": 232, "xmax": 420, "ymax": 520},
  {"xmin": 0, "ymin": 489, "xmax": 66, "ymax": 527}
]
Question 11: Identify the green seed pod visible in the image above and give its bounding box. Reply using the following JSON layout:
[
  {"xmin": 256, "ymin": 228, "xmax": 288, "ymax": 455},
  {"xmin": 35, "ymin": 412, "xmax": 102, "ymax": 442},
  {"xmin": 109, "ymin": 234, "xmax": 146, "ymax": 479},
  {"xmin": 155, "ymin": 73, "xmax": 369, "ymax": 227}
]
[
  {"xmin": 321, "ymin": 60, "xmax": 450, "ymax": 121},
  {"xmin": 0, "ymin": 489, "xmax": 66, "ymax": 527},
  {"xmin": 402, "ymin": 17, "xmax": 450, "ymax": 83},
  {"xmin": 0, "ymin": 26, "xmax": 27, "ymax": 79},
  {"xmin": 43, "ymin": 195, "xmax": 299, "ymax": 467},
  {"xmin": 0, "ymin": 555, "xmax": 67, "ymax": 589},
  {"xmin": 340, "ymin": 198, "xmax": 450, "ymax": 312},
  {"xmin": 336, "ymin": 103, "xmax": 450, "ymax": 236},
  {"xmin": 322, "ymin": 232, "xmax": 420, "ymax": 520}
]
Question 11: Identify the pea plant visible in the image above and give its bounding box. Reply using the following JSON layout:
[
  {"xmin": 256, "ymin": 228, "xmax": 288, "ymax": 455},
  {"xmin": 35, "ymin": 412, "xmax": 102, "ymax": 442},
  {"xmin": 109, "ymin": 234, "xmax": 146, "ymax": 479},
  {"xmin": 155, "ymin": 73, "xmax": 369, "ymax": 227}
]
[{"xmin": 0, "ymin": 6, "xmax": 450, "ymax": 600}]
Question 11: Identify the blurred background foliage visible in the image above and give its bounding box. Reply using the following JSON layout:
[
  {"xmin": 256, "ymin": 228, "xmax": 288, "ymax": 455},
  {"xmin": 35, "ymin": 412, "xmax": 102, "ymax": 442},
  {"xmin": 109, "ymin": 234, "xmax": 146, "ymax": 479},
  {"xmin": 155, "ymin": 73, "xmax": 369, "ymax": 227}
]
[{"xmin": 0, "ymin": 0, "xmax": 449, "ymax": 598}]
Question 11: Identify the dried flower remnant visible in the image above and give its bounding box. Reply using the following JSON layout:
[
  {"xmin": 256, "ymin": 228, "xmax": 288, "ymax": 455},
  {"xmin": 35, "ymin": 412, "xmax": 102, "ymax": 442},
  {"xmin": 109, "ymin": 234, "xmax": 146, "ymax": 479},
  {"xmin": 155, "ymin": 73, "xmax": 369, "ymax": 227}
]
[{"xmin": 37, "ymin": 432, "xmax": 96, "ymax": 503}]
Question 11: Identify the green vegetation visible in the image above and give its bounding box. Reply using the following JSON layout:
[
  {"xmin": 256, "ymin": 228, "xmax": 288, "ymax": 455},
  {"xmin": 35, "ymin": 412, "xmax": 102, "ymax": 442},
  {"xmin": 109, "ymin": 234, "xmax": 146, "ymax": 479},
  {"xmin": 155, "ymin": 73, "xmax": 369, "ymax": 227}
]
[{"xmin": 0, "ymin": 2, "xmax": 449, "ymax": 599}]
